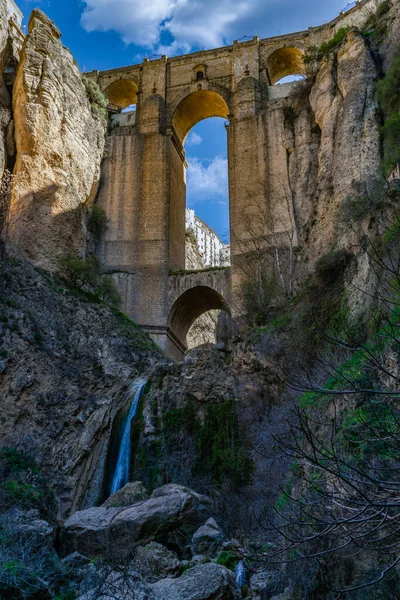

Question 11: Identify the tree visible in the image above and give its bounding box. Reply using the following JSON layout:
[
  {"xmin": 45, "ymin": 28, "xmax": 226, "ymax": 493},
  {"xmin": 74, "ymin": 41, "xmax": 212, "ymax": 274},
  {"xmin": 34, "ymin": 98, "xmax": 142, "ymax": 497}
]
[
  {"xmin": 231, "ymin": 180, "xmax": 301, "ymax": 326},
  {"xmin": 254, "ymin": 184, "xmax": 400, "ymax": 596}
]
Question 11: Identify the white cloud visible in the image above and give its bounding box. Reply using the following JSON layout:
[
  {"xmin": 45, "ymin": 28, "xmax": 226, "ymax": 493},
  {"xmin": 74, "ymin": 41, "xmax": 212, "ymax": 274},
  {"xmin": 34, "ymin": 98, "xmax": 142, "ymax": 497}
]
[
  {"xmin": 81, "ymin": 0, "xmax": 250, "ymax": 52},
  {"xmin": 185, "ymin": 132, "xmax": 203, "ymax": 148},
  {"xmin": 81, "ymin": 0, "xmax": 346, "ymax": 55},
  {"xmin": 186, "ymin": 157, "xmax": 228, "ymax": 204}
]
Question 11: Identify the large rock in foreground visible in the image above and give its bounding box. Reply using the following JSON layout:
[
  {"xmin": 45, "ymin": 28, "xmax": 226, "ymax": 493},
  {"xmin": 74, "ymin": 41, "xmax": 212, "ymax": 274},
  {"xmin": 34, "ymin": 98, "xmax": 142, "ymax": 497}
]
[
  {"xmin": 61, "ymin": 484, "xmax": 211, "ymax": 559},
  {"xmin": 149, "ymin": 563, "xmax": 240, "ymax": 599}
]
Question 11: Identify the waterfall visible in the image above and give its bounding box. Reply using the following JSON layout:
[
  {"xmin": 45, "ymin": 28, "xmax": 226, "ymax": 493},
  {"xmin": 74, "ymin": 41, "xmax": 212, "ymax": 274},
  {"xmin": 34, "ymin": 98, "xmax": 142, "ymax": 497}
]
[
  {"xmin": 109, "ymin": 377, "xmax": 147, "ymax": 496},
  {"xmin": 235, "ymin": 560, "xmax": 247, "ymax": 595}
]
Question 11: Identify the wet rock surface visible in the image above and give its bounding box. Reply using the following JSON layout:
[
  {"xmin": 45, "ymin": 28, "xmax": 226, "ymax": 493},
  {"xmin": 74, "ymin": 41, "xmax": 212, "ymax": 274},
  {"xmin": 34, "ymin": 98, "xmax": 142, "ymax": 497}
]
[{"xmin": 61, "ymin": 484, "xmax": 212, "ymax": 559}]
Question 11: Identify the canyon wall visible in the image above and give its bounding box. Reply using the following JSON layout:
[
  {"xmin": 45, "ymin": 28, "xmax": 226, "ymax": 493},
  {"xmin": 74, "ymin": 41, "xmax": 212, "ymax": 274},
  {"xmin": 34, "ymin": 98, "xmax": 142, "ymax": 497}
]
[{"xmin": 6, "ymin": 10, "xmax": 105, "ymax": 270}]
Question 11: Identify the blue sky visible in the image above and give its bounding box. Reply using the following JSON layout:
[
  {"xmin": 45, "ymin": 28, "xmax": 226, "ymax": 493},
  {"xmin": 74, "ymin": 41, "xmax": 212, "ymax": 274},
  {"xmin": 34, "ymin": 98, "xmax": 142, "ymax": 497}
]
[{"xmin": 18, "ymin": 0, "xmax": 349, "ymax": 238}]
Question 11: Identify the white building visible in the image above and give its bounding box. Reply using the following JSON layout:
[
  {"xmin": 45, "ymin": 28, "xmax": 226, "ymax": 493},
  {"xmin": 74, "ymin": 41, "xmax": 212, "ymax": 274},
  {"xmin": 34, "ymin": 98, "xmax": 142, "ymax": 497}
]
[
  {"xmin": 6, "ymin": 0, "xmax": 23, "ymax": 27},
  {"xmin": 186, "ymin": 208, "xmax": 230, "ymax": 268}
]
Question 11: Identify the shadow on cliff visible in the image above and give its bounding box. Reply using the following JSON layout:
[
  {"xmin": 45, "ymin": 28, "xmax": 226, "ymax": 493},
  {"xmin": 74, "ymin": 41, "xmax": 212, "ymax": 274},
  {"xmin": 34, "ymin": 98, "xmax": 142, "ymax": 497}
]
[{"xmin": 5, "ymin": 183, "xmax": 90, "ymax": 269}]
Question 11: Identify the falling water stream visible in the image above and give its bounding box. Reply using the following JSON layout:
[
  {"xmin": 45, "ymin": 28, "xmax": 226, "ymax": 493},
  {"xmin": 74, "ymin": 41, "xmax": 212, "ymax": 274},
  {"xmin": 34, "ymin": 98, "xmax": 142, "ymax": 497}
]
[
  {"xmin": 109, "ymin": 377, "xmax": 147, "ymax": 496},
  {"xmin": 235, "ymin": 561, "xmax": 247, "ymax": 597}
]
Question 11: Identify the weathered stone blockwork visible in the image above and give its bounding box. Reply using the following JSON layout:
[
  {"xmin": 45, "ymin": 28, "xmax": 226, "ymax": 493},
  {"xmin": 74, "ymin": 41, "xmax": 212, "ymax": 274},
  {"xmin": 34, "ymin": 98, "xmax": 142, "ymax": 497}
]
[{"xmin": 78, "ymin": 0, "xmax": 385, "ymax": 357}]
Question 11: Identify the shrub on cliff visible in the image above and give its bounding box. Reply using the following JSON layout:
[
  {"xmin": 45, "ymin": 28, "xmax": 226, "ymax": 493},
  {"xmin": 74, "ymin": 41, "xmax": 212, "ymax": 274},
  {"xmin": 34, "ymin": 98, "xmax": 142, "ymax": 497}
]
[
  {"xmin": 304, "ymin": 27, "xmax": 350, "ymax": 65},
  {"xmin": 82, "ymin": 75, "xmax": 108, "ymax": 121},
  {"xmin": 59, "ymin": 253, "xmax": 102, "ymax": 290},
  {"xmin": 376, "ymin": 47, "xmax": 400, "ymax": 116},
  {"xmin": 376, "ymin": 46, "xmax": 400, "ymax": 172},
  {"xmin": 97, "ymin": 275, "xmax": 122, "ymax": 307},
  {"xmin": 87, "ymin": 205, "xmax": 108, "ymax": 243},
  {"xmin": 0, "ymin": 446, "xmax": 55, "ymax": 517}
]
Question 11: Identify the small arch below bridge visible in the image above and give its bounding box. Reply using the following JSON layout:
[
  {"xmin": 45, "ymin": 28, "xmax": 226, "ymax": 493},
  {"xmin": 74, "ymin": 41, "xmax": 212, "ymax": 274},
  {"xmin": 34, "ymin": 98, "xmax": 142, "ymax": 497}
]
[{"xmin": 168, "ymin": 285, "xmax": 230, "ymax": 349}]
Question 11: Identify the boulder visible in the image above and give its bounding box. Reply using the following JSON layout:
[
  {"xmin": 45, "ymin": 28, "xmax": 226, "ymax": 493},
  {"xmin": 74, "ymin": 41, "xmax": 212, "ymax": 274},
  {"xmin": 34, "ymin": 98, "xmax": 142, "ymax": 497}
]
[
  {"xmin": 61, "ymin": 484, "xmax": 211, "ymax": 559},
  {"xmin": 102, "ymin": 481, "xmax": 149, "ymax": 508},
  {"xmin": 249, "ymin": 571, "xmax": 286, "ymax": 599},
  {"xmin": 132, "ymin": 541, "xmax": 181, "ymax": 583},
  {"xmin": 191, "ymin": 517, "xmax": 224, "ymax": 556},
  {"xmin": 149, "ymin": 563, "xmax": 240, "ymax": 599}
]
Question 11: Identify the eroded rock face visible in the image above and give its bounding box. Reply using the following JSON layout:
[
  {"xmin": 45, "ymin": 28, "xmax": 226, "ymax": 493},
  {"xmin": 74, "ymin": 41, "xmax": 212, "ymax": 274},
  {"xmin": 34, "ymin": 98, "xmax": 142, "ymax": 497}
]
[
  {"xmin": 0, "ymin": 258, "xmax": 162, "ymax": 518},
  {"xmin": 295, "ymin": 30, "xmax": 381, "ymax": 262},
  {"xmin": 149, "ymin": 563, "xmax": 240, "ymax": 600},
  {"xmin": 61, "ymin": 484, "xmax": 212, "ymax": 559},
  {"xmin": 7, "ymin": 9, "xmax": 105, "ymax": 269}
]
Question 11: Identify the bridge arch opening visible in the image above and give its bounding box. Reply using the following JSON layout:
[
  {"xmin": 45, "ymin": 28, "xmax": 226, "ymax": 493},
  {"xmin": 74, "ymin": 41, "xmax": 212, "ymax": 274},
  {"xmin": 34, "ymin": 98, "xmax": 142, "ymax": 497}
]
[
  {"xmin": 172, "ymin": 90, "xmax": 230, "ymax": 144},
  {"xmin": 168, "ymin": 285, "xmax": 230, "ymax": 348},
  {"xmin": 267, "ymin": 47, "xmax": 306, "ymax": 85},
  {"xmin": 104, "ymin": 79, "xmax": 138, "ymax": 111}
]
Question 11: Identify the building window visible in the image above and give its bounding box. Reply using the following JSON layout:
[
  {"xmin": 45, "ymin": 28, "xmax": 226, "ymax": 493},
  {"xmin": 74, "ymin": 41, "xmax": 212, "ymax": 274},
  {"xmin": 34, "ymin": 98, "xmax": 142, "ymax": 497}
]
[{"xmin": 196, "ymin": 71, "xmax": 204, "ymax": 81}]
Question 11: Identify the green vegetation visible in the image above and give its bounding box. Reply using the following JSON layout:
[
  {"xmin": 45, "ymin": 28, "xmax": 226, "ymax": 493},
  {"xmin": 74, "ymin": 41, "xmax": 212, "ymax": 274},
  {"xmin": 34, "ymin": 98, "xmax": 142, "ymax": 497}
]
[
  {"xmin": 304, "ymin": 28, "xmax": 351, "ymax": 65},
  {"xmin": 82, "ymin": 75, "xmax": 108, "ymax": 121},
  {"xmin": 111, "ymin": 308, "xmax": 162, "ymax": 353},
  {"xmin": 362, "ymin": 0, "xmax": 391, "ymax": 41},
  {"xmin": 216, "ymin": 550, "xmax": 239, "ymax": 571},
  {"xmin": 87, "ymin": 205, "xmax": 108, "ymax": 243},
  {"xmin": 136, "ymin": 397, "xmax": 253, "ymax": 491},
  {"xmin": 197, "ymin": 398, "xmax": 254, "ymax": 486},
  {"xmin": 376, "ymin": 46, "xmax": 400, "ymax": 173},
  {"xmin": 59, "ymin": 253, "xmax": 101, "ymax": 290},
  {"xmin": 59, "ymin": 253, "xmax": 122, "ymax": 308},
  {"xmin": 97, "ymin": 275, "xmax": 122, "ymax": 307},
  {"xmin": 0, "ymin": 448, "xmax": 75, "ymax": 599},
  {"xmin": 382, "ymin": 113, "xmax": 400, "ymax": 173},
  {"xmin": 250, "ymin": 247, "xmax": 354, "ymax": 359},
  {"xmin": 0, "ymin": 447, "xmax": 55, "ymax": 516}
]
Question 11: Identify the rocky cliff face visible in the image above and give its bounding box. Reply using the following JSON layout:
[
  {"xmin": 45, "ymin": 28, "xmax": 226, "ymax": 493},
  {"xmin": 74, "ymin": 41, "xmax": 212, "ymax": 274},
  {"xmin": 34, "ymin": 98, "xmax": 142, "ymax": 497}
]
[
  {"xmin": 0, "ymin": 0, "xmax": 21, "ymax": 184},
  {"xmin": 6, "ymin": 10, "xmax": 105, "ymax": 271},
  {"xmin": 0, "ymin": 257, "xmax": 163, "ymax": 518}
]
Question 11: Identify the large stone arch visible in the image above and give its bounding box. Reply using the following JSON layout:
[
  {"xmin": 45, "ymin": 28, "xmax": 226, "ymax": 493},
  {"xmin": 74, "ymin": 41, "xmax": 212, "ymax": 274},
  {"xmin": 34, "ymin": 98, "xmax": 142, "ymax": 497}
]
[
  {"xmin": 266, "ymin": 46, "xmax": 306, "ymax": 85},
  {"xmin": 171, "ymin": 88, "xmax": 231, "ymax": 144},
  {"xmin": 103, "ymin": 78, "xmax": 139, "ymax": 110}
]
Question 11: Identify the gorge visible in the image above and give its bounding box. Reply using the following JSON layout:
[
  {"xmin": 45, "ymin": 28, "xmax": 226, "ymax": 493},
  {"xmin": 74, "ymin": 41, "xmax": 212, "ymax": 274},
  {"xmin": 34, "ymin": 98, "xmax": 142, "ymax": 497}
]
[{"xmin": 0, "ymin": 0, "xmax": 400, "ymax": 598}]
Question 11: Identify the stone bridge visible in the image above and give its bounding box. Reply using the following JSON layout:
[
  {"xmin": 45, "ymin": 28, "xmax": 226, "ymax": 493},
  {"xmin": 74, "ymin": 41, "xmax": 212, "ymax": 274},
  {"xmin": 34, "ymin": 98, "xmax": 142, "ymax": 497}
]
[
  {"xmin": 89, "ymin": 0, "xmax": 380, "ymax": 359},
  {"xmin": 165, "ymin": 268, "xmax": 231, "ymax": 359}
]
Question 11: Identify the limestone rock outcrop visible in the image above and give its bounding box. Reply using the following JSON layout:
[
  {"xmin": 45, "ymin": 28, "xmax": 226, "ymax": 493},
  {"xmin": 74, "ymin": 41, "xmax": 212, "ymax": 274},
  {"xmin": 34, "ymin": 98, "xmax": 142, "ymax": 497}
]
[
  {"xmin": 61, "ymin": 484, "xmax": 212, "ymax": 559},
  {"xmin": 288, "ymin": 29, "xmax": 381, "ymax": 263},
  {"xmin": 7, "ymin": 9, "xmax": 105, "ymax": 270}
]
